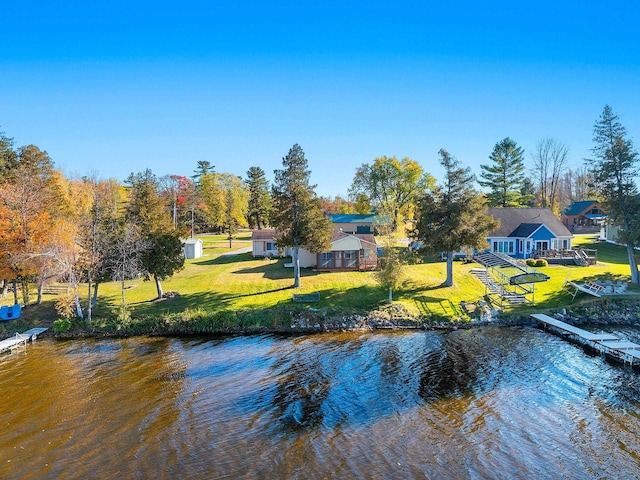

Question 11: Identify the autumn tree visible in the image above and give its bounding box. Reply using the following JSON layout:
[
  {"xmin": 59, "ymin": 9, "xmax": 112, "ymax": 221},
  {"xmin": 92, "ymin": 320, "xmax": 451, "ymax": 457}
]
[
  {"xmin": 588, "ymin": 105, "xmax": 640, "ymax": 283},
  {"xmin": 245, "ymin": 166, "xmax": 271, "ymax": 229},
  {"xmin": 271, "ymin": 144, "xmax": 332, "ymax": 288},
  {"xmin": 412, "ymin": 149, "xmax": 497, "ymax": 287},
  {"xmin": 159, "ymin": 174, "xmax": 192, "ymax": 231},
  {"xmin": 349, "ymin": 156, "xmax": 433, "ymax": 229},
  {"xmin": 218, "ymin": 173, "xmax": 248, "ymax": 247},
  {"xmin": 73, "ymin": 177, "xmax": 122, "ymax": 322},
  {"xmin": 479, "ymin": 138, "xmax": 527, "ymax": 207},
  {"xmin": 0, "ymin": 144, "xmax": 64, "ymax": 304},
  {"xmin": 319, "ymin": 195, "xmax": 355, "ymax": 214}
]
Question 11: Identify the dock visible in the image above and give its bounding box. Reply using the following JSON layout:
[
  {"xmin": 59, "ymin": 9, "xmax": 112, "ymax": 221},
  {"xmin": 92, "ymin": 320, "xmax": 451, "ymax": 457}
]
[
  {"xmin": 0, "ymin": 328, "xmax": 48, "ymax": 354},
  {"xmin": 532, "ymin": 313, "xmax": 640, "ymax": 366}
]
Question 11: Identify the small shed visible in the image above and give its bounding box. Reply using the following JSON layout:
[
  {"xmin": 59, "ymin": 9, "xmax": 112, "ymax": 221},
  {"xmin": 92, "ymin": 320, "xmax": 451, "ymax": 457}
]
[{"xmin": 184, "ymin": 238, "xmax": 203, "ymax": 259}]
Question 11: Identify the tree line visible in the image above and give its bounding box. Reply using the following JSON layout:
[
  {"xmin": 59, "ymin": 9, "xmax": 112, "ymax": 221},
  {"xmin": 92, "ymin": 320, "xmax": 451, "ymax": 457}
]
[{"xmin": 0, "ymin": 104, "xmax": 637, "ymax": 316}]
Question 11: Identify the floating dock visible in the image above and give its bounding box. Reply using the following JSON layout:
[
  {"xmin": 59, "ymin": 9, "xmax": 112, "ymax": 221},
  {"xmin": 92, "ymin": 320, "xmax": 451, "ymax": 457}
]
[
  {"xmin": 0, "ymin": 328, "xmax": 48, "ymax": 354},
  {"xmin": 532, "ymin": 313, "xmax": 640, "ymax": 366}
]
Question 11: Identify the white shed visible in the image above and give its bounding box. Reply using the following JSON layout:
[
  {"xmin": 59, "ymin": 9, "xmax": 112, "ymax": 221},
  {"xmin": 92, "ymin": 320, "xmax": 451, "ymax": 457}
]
[{"xmin": 184, "ymin": 238, "xmax": 203, "ymax": 259}]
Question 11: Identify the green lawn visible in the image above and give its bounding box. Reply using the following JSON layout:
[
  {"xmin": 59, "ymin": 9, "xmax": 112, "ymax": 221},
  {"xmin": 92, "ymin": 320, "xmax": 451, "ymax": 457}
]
[{"xmin": 3, "ymin": 233, "xmax": 639, "ymax": 334}]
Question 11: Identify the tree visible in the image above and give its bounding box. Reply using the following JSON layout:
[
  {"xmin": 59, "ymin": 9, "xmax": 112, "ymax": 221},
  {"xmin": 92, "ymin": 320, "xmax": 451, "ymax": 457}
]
[
  {"xmin": 349, "ymin": 156, "xmax": 433, "ymax": 229},
  {"xmin": 271, "ymin": 144, "xmax": 333, "ymax": 288},
  {"xmin": 245, "ymin": 166, "xmax": 271, "ymax": 229},
  {"xmin": 412, "ymin": 149, "xmax": 498, "ymax": 287},
  {"xmin": 0, "ymin": 130, "xmax": 17, "ymax": 179},
  {"xmin": 532, "ymin": 138, "xmax": 569, "ymax": 212},
  {"xmin": 319, "ymin": 195, "xmax": 355, "ymax": 214},
  {"xmin": 141, "ymin": 232, "xmax": 185, "ymax": 298},
  {"xmin": 192, "ymin": 160, "xmax": 214, "ymax": 181},
  {"xmin": 218, "ymin": 173, "xmax": 248, "ymax": 247},
  {"xmin": 125, "ymin": 169, "xmax": 185, "ymax": 299},
  {"xmin": 106, "ymin": 221, "xmax": 150, "ymax": 320},
  {"xmin": 479, "ymin": 138, "xmax": 526, "ymax": 207},
  {"xmin": 375, "ymin": 208, "xmax": 408, "ymax": 302},
  {"xmin": 0, "ymin": 145, "xmax": 64, "ymax": 304},
  {"xmin": 159, "ymin": 174, "xmax": 192, "ymax": 231},
  {"xmin": 74, "ymin": 177, "xmax": 121, "ymax": 322},
  {"xmin": 588, "ymin": 105, "xmax": 640, "ymax": 284}
]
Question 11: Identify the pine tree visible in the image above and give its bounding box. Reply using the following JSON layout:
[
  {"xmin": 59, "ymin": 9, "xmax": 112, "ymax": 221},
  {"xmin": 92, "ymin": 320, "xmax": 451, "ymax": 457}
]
[
  {"xmin": 125, "ymin": 169, "xmax": 185, "ymax": 298},
  {"xmin": 245, "ymin": 166, "xmax": 272, "ymax": 229},
  {"xmin": 589, "ymin": 105, "xmax": 640, "ymax": 283},
  {"xmin": 271, "ymin": 144, "xmax": 332, "ymax": 288},
  {"xmin": 479, "ymin": 137, "xmax": 526, "ymax": 207},
  {"xmin": 412, "ymin": 149, "xmax": 497, "ymax": 287}
]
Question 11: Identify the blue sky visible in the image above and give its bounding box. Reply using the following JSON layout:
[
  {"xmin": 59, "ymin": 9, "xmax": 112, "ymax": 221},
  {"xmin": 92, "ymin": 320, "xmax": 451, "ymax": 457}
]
[{"xmin": 2, "ymin": 1, "xmax": 639, "ymax": 197}]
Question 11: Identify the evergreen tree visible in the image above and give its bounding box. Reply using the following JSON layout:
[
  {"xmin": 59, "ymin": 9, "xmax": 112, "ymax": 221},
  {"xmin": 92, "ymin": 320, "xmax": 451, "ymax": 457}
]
[
  {"xmin": 192, "ymin": 160, "xmax": 214, "ymax": 181},
  {"xmin": 412, "ymin": 149, "xmax": 498, "ymax": 287},
  {"xmin": 479, "ymin": 137, "xmax": 526, "ymax": 207},
  {"xmin": 125, "ymin": 169, "xmax": 185, "ymax": 298},
  {"xmin": 245, "ymin": 166, "xmax": 271, "ymax": 229},
  {"xmin": 588, "ymin": 105, "xmax": 640, "ymax": 283},
  {"xmin": 271, "ymin": 144, "xmax": 332, "ymax": 288}
]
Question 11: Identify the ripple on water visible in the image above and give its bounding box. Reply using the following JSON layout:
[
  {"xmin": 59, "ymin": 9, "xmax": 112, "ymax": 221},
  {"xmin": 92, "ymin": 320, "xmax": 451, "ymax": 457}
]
[{"xmin": 2, "ymin": 327, "xmax": 640, "ymax": 479}]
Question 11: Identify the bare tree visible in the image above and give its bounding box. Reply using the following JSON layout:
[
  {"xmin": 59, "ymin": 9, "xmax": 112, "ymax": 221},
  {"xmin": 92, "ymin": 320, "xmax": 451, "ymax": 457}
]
[
  {"xmin": 107, "ymin": 222, "xmax": 150, "ymax": 321},
  {"xmin": 532, "ymin": 138, "xmax": 569, "ymax": 212}
]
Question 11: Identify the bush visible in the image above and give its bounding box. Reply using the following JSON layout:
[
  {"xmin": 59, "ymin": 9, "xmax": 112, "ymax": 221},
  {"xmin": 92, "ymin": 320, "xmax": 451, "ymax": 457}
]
[
  {"xmin": 526, "ymin": 259, "xmax": 537, "ymax": 267},
  {"xmin": 536, "ymin": 259, "xmax": 548, "ymax": 267},
  {"xmin": 53, "ymin": 318, "xmax": 72, "ymax": 333}
]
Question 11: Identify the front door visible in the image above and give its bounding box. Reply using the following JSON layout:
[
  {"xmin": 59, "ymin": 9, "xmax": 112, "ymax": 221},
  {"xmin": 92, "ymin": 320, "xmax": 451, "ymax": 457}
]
[{"xmin": 536, "ymin": 241, "xmax": 548, "ymax": 252}]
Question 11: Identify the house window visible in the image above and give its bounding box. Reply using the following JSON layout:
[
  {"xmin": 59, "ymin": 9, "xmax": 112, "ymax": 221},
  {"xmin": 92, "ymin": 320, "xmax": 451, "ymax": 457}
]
[
  {"xmin": 319, "ymin": 252, "xmax": 334, "ymax": 268},
  {"xmin": 344, "ymin": 251, "xmax": 357, "ymax": 267},
  {"xmin": 266, "ymin": 242, "xmax": 275, "ymax": 251},
  {"xmin": 492, "ymin": 241, "xmax": 514, "ymax": 254}
]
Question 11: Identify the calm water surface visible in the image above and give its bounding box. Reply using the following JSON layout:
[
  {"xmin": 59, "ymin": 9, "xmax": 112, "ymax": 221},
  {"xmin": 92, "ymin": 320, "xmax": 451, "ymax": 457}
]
[{"xmin": 1, "ymin": 326, "xmax": 640, "ymax": 479}]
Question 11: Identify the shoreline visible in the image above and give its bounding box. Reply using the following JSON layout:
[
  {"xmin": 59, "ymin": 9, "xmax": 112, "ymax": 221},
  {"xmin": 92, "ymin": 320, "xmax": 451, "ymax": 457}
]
[{"xmin": 41, "ymin": 297, "xmax": 640, "ymax": 340}]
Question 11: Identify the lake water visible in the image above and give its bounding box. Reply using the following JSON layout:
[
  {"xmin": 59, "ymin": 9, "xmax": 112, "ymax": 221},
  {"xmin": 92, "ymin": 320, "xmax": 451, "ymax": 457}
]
[{"xmin": 1, "ymin": 326, "xmax": 640, "ymax": 479}]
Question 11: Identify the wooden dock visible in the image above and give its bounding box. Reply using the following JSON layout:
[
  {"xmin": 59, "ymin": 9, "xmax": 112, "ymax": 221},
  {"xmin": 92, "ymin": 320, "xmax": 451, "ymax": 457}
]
[
  {"xmin": 0, "ymin": 328, "xmax": 48, "ymax": 354},
  {"xmin": 532, "ymin": 313, "xmax": 640, "ymax": 366}
]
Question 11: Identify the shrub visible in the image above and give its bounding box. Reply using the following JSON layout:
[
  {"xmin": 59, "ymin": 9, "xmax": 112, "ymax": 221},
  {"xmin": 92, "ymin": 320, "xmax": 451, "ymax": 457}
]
[
  {"xmin": 536, "ymin": 259, "xmax": 548, "ymax": 267},
  {"xmin": 53, "ymin": 318, "xmax": 72, "ymax": 333},
  {"xmin": 526, "ymin": 259, "xmax": 537, "ymax": 267}
]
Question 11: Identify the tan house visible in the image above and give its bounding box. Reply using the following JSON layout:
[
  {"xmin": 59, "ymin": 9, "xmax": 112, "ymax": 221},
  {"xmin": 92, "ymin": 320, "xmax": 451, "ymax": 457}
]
[
  {"xmin": 316, "ymin": 231, "xmax": 378, "ymax": 271},
  {"xmin": 251, "ymin": 228, "xmax": 378, "ymax": 270}
]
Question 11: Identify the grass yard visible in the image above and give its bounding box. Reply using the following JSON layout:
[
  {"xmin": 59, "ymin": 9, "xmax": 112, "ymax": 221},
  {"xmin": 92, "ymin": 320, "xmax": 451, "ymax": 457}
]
[{"xmin": 3, "ymin": 233, "xmax": 639, "ymax": 335}]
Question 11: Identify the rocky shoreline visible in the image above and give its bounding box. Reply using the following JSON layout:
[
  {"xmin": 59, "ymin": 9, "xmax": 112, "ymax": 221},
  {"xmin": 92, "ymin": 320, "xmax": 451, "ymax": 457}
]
[{"xmin": 44, "ymin": 297, "xmax": 640, "ymax": 339}]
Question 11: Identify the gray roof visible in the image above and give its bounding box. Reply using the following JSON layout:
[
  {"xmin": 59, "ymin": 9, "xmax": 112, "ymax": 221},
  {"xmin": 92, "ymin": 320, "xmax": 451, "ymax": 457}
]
[{"xmin": 488, "ymin": 208, "xmax": 572, "ymax": 238}]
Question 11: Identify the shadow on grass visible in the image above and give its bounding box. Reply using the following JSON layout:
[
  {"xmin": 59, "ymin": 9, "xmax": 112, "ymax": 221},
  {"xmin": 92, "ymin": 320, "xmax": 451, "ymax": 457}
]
[
  {"xmin": 193, "ymin": 252, "xmax": 256, "ymax": 266},
  {"xmin": 233, "ymin": 262, "xmax": 319, "ymax": 281}
]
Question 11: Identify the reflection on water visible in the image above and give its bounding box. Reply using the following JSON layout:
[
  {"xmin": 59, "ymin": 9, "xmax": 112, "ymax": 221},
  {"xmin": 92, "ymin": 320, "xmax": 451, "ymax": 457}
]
[{"xmin": 1, "ymin": 327, "xmax": 640, "ymax": 479}]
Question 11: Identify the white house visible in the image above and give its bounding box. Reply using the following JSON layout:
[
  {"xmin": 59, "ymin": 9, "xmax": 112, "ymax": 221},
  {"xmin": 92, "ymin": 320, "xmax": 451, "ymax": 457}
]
[{"xmin": 183, "ymin": 238, "xmax": 203, "ymax": 259}]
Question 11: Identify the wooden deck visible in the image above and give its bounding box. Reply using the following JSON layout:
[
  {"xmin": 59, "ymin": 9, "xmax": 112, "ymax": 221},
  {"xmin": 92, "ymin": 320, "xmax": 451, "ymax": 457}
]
[{"xmin": 532, "ymin": 314, "xmax": 640, "ymax": 366}]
